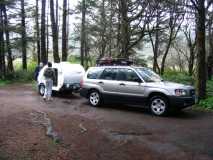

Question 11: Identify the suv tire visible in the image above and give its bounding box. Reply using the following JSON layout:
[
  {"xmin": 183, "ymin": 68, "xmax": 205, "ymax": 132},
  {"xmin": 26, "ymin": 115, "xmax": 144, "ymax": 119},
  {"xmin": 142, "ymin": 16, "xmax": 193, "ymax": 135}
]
[
  {"xmin": 149, "ymin": 96, "xmax": 168, "ymax": 116},
  {"xmin": 89, "ymin": 90, "xmax": 101, "ymax": 107}
]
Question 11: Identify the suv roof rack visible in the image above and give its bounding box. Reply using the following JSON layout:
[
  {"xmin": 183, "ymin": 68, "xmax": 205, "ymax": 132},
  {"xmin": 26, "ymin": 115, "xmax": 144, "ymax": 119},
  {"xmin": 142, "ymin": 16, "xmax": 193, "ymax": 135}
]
[{"xmin": 96, "ymin": 58, "xmax": 133, "ymax": 66}]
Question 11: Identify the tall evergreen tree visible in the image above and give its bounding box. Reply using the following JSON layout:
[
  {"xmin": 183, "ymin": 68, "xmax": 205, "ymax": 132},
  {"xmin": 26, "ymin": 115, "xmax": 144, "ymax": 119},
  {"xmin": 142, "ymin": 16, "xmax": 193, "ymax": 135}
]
[
  {"xmin": 50, "ymin": 0, "xmax": 60, "ymax": 63},
  {"xmin": 41, "ymin": 0, "xmax": 47, "ymax": 64},
  {"xmin": 21, "ymin": 0, "xmax": 27, "ymax": 70},
  {"xmin": 62, "ymin": 0, "xmax": 68, "ymax": 61}
]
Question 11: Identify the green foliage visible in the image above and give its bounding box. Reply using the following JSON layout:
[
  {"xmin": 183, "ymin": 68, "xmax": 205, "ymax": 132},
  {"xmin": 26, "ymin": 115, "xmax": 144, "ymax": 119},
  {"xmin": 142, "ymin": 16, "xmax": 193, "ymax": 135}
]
[
  {"xmin": 199, "ymin": 80, "xmax": 213, "ymax": 110},
  {"xmin": 163, "ymin": 70, "xmax": 213, "ymax": 110},
  {"xmin": 134, "ymin": 58, "xmax": 147, "ymax": 67},
  {"xmin": 68, "ymin": 55, "xmax": 96, "ymax": 68},
  {"xmin": 199, "ymin": 97, "xmax": 213, "ymax": 110},
  {"xmin": 1, "ymin": 60, "xmax": 36, "ymax": 83},
  {"xmin": 68, "ymin": 55, "xmax": 81, "ymax": 64},
  {"xmin": 206, "ymin": 80, "xmax": 213, "ymax": 96},
  {"xmin": 0, "ymin": 80, "xmax": 11, "ymax": 87},
  {"xmin": 162, "ymin": 70, "xmax": 194, "ymax": 85}
]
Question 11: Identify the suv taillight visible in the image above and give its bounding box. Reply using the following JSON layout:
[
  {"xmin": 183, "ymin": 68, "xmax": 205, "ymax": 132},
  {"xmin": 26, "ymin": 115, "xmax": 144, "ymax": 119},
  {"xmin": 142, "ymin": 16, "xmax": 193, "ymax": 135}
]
[{"xmin": 80, "ymin": 79, "xmax": 84, "ymax": 88}]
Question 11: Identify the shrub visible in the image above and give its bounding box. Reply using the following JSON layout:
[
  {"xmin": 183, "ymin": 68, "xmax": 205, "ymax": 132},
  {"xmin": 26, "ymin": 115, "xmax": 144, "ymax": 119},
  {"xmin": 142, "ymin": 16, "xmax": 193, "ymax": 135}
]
[
  {"xmin": 199, "ymin": 80, "xmax": 213, "ymax": 110},
  {"xmin": 0, "ymin": 80, "xmax": 11, "ymax": 87},
  {"xmin": 162, "ymin": 70, "xmax": 194, "ymax": 85},
  {"xmin": 4, "ymin": 60, "xmax": 37, "ymax": 82},
  {"xmin": 199, "ymin": 97, "xmax": 213, "ymax": 110}
]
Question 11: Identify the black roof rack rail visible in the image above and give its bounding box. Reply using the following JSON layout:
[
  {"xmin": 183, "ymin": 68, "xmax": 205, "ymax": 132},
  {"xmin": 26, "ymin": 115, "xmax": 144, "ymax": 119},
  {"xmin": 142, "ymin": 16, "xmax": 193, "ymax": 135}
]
[{"xmin": 96, "ymin": 58, "xmax": 133, "ymax": 66}]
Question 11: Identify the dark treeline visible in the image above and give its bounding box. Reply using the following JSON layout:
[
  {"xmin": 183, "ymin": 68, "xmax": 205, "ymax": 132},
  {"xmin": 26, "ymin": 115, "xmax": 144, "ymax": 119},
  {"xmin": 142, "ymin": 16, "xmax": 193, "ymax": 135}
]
[{"xmin": 0, "ymin": 0, "xmax": 213, "ymax": 100}]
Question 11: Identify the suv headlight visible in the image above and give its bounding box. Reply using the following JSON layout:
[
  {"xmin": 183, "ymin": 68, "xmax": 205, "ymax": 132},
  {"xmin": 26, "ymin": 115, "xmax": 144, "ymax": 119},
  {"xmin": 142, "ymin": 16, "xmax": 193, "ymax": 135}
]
[{"xmin": 175, "ymin": 89, "xmax": 187, "ymax": 96}]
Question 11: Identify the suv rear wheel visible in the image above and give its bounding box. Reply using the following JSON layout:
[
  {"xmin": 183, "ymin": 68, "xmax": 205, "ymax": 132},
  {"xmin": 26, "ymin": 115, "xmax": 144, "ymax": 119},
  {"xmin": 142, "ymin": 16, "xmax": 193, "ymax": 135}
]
[
  {"xmin": 149, "ymin": 96, "xmax": 168, "ymax": 116},
  {"xmin": 89, "ymin": 90, "xmax": 101, "ymax": 107}
]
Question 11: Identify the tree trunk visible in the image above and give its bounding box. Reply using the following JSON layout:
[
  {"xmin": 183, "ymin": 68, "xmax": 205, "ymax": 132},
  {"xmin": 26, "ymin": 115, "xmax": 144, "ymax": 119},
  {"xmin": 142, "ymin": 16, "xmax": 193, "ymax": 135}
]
[
  {"xmin": 117, "ymin": 2, "xmax": 121, "ymax": 54},
  {"xmin": 36, "ymin": 0, "xmax": 41, "ymax": 64},
  {"xmin": 21, "ymin": 0, "xmax": 27, "ymax": 70},
  {"xmin": 119, "ymin": 0, "xmax": 130, "ymax": 58},
  {"xmin": 160, "ymin": 38, "xmax": 172, "ymax": 75},
  {"xmin": 99, "ymin": 0, "xmax": 106, "ymax": 59},
  {"xmin": 153, "ymin": 32, "xmax": 159, "ymax": 73},
  {"xmin": 62, "ymin": 0, "xmax": 68, "ymax": 61},
  {"xmin": 0, "ymin": 6, "xmax": 6, "ymax": 78},
  {"xmin": 108, "ymin": 0, "xmax": 113, "ymax": 57},
  {"xmin": 2, "ymin": 5, "xmax": 13, "ymax": 72},
  {"xmin": 50, "ymin": 0, "xmax": 60, "ymax": 63},
  {"xmin": 80, "ymin": 0, "xmax": 86, "ymax": 66},
  {"xmin": 56, "ymin": 0, "xmax": 58, "ymax": 31},
  {"xmin": 66, "ymin": 0, "xmax": 70, "ymax": 56},
  {"xmin": 196, "ymin": 0, "xmax": 207, "ymax": 99},
  {"xmin": 208, "ymin": 17, "xmax": 213, "ymax": 57},
  {"xmin": 188, "ymin": 47, "xmax": 195, "ymax": 76},
  {"xmin": 46, "ymin": 0, "xmax": 49, "ymax": 62},
  {"xmin": 41, "ymin": 0, "xmax": 47, "ymax": 64},
  {"xmin": 149, "ymin": 9, "xmax": 160, "ymax": 74}
]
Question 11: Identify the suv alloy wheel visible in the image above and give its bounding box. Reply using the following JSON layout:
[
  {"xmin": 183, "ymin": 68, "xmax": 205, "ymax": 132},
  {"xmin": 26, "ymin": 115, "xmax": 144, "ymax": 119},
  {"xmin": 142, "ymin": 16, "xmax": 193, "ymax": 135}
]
[
  {"xmin": 150, "ymin": 96, "xmax": 168, "ymax": 116},
  {"xmin": 89, "ymin": 90, "xmax": 101, "ymax": 107}
]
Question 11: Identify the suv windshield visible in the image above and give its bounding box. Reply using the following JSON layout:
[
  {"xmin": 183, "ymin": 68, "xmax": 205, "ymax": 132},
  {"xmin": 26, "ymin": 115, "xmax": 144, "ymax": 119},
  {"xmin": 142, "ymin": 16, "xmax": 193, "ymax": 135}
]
[{"xmin": 136, "ymin": 68, "xmax": 162, "ymax": 82}]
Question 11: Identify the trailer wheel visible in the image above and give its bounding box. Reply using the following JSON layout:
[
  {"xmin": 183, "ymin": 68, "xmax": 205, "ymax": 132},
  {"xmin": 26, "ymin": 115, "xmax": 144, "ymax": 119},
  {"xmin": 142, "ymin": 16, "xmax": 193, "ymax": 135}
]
[{"xmin": 39, "ymin": 84, "xmax": 45, "ymax": 96}]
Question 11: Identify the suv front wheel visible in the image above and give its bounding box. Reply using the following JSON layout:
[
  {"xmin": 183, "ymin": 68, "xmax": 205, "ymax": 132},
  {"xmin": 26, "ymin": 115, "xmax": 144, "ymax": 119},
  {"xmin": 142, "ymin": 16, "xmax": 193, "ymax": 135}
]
[
  {"xmin": 89, "ymin": 90, "xmax": 101, "ymax": 107},
  {"xmin": 149, "ymin": 96, "xmax": 168, "ymax": 116}
]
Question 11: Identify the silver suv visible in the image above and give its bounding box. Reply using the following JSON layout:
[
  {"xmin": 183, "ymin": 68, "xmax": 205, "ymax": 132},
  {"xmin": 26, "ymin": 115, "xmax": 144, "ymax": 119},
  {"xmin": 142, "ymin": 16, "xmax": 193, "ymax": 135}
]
[{"xmin": 80, "ymin": 66, "xmax": 196, "ymax": 116}]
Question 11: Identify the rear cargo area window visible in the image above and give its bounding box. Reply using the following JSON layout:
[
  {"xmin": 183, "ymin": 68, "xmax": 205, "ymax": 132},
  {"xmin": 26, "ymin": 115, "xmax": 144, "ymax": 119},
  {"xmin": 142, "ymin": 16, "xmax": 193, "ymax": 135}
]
[{"xmin": 87, "ymin": 68, "xmax": 103, "ymax": 79}]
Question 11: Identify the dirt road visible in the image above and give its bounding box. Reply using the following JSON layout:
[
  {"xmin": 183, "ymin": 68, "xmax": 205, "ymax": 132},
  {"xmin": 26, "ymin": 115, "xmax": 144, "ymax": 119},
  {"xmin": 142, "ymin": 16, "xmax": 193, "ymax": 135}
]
[{"xmin": 0, "ymin": 84, "xmax": 212, "ymax": 160}]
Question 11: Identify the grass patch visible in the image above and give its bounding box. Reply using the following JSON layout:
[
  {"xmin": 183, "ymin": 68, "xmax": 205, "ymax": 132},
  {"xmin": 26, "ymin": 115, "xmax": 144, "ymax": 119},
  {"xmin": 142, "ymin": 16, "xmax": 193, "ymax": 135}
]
[
  {"xmin": 163, "ymin": 70, "xmax": 194, "ymax": 85},
  {"xmin": 0, "ymin": 80, "xmax": 12, "ymax": 87},
  {"xmin": 198, "ymin": 80, "xmax": 213, "ymax": 110},
  {"xmin": 199, "ymin": 97, "xmax": 213, "ymax": 110},
  {"xmin": 0, "ymin": 60, "xmax": 36, "ymax": 86},
  {"xmin": 163, "ymin": 70, "xmax": 213, "ymax": 111}
]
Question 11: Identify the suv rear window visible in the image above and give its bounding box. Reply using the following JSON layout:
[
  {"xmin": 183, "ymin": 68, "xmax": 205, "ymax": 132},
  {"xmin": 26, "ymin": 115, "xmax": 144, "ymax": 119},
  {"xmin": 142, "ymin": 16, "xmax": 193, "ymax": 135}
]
[
  {"xmin": 100, "ymin": 68, "xmax": 118, "ymax": 80},
  {"xmin": 87, "ymin": 68, "xmax": 103, "ymax": 79}
]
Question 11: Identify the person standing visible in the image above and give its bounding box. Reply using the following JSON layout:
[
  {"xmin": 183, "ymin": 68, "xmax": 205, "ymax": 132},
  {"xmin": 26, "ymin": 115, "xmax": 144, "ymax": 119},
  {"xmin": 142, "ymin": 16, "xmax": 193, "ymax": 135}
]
[
  {"xmin": 43, "ymin": 62, "xmax": 55, "ymax": 101},
  {"xmin": 34, "ymin": 62, "xmax": 44, "ymax": 81}
]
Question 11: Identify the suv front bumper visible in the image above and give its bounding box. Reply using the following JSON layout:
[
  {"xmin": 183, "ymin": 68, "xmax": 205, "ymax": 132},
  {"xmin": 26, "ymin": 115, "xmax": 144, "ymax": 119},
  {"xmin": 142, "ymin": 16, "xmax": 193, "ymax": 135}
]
[{"xmin": 169, "ymin": 96, "xmax": 197, "ymax": 108}]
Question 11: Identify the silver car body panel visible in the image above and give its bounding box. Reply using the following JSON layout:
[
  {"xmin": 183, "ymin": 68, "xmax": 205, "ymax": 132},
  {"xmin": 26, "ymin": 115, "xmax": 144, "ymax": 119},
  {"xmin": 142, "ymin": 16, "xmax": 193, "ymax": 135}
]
[{"xmin": 82, "ymin": 66, "xmax": 195, "ymax": 98}]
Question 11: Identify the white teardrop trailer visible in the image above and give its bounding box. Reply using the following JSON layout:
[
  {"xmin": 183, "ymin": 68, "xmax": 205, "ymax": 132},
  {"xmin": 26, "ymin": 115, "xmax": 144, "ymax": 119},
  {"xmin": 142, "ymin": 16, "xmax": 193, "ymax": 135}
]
[{"xmin": 37, "ymin": 62, "xmax": 85, "ymax": 96}]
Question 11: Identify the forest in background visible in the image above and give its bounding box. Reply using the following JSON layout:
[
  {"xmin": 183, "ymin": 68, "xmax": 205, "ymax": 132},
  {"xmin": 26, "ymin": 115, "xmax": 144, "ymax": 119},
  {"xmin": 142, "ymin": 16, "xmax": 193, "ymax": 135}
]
[{"xmin": 0, "ymin": 0, "xmax": 213, "ymax": 105}]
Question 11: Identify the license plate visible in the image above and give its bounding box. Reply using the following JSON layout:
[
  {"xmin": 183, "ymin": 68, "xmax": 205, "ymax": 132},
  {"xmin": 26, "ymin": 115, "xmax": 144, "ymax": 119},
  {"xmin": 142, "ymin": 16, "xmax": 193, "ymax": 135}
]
[{"xmin": 73, "ymin": 84, "xmax": 80, "ymax": 89}]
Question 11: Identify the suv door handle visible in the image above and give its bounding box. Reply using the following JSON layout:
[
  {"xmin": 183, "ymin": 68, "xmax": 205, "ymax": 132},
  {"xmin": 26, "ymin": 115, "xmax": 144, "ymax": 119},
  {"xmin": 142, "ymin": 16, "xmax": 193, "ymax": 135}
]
[
  {"xmin": 119, "ymin": 83, "xmax": 125, "ymax": 86},
  {"xmin": 98, "ymin": 81, "xmax": 104, "ymax": 84}
]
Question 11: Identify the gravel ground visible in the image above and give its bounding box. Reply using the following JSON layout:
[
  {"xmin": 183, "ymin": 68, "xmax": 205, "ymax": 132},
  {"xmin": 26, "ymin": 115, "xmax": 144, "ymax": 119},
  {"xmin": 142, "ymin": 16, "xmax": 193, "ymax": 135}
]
[{"xmin": 0, "ymin": 84, "xmax": 212, "ymax": 160}]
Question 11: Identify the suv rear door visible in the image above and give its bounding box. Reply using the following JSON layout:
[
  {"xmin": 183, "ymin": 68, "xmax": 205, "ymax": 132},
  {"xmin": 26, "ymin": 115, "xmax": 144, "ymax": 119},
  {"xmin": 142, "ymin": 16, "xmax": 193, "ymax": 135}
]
[{"xmin": 98, "ymin": 68, "xmax": 119, "ymax": 95}]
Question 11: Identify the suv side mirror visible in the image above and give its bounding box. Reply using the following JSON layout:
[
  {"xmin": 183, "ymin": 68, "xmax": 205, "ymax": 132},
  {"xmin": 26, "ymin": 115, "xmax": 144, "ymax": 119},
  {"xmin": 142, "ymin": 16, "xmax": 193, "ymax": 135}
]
[{"xmin": 134, "ymin": 78, "xmax": 142, "ymax": 83}]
